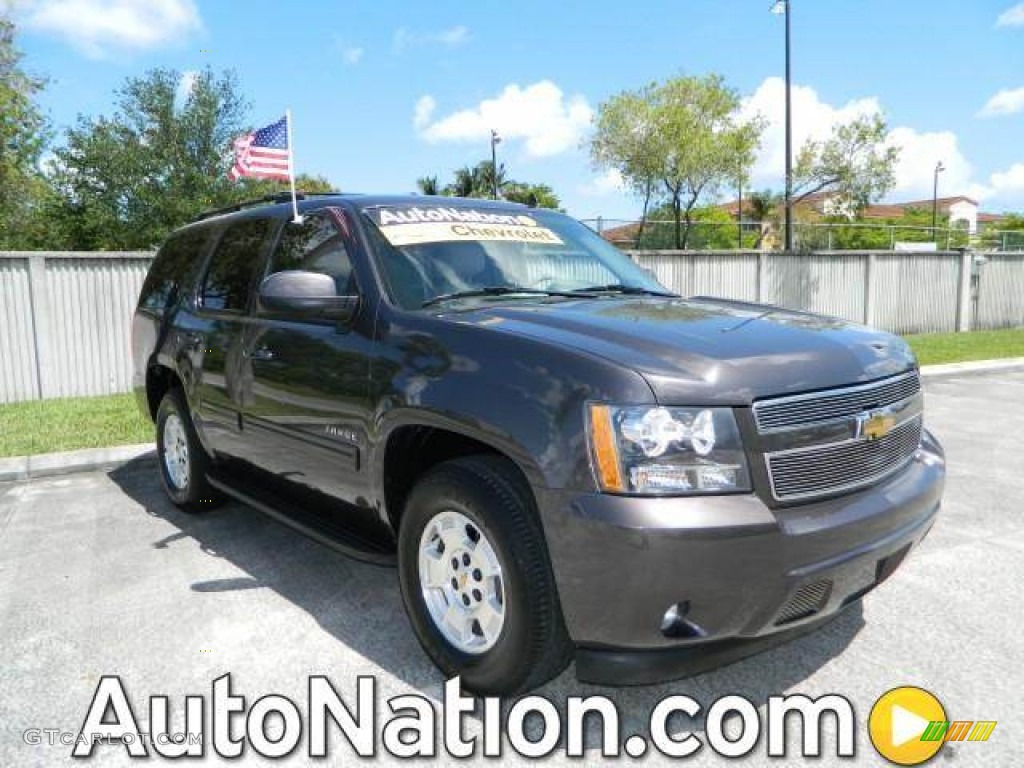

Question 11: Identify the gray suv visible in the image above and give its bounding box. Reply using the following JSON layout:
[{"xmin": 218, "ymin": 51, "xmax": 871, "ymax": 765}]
[{"xmin": 132, "ymin": 194, "xmax": 945, "ymax": 694}]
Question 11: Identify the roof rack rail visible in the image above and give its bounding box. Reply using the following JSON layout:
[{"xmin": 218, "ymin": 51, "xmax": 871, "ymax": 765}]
[{"xmin": 191, "ymin": 191, "xmax": 344, "ymax": 222}]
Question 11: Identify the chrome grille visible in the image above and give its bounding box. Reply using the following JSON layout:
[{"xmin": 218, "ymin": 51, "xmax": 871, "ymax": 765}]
[
  {"xmin": 754, "ymin": 371, "xmax": 921, "ymax": 432},
  {"xmin": 767, "ymin": 416, "xmax": 923, "ymax": 501}
]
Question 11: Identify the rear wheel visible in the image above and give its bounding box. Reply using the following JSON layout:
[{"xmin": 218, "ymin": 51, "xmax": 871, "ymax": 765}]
[
  {"xmin": 156, "ymin": 389, "xmax": 221, "ymax": 512},
  {"xmin": 397, "ymin": 456, "xmax": 572, "ymax": 695}
]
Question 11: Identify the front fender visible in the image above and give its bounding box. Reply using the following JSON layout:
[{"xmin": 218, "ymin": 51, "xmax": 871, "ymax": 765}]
[{"xmin": 366, "ymin": 313, "xmax": 658, "ymax": 500}]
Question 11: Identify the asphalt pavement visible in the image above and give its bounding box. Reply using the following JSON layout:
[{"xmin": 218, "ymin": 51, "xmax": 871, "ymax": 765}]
[{"xmin": 1, "ymin": 371, "xmax": 1022, "ymax": 766}]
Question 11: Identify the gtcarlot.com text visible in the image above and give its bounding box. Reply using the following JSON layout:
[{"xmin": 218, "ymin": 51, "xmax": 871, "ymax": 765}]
[{"xmin": 31, "ymin": 674, "xmax": 858, "ymax": 760}]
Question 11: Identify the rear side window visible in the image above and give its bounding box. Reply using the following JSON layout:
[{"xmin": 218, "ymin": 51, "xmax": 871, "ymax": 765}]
[
  {"xmin": 267, "ymin": 214, "xmax": 355, "ymax": 295},
  {"xmin": 201, "ymin": 218, "xmax": 271, "ymax": 312},
  {"xmin": 139, "ymin": 227, "xmax": 210, "ymax": 314}
]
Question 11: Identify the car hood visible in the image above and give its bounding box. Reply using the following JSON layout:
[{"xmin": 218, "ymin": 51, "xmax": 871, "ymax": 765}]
[{"xmin": 449, "ymin": 297, "xmax": 917, "ymax": 404}]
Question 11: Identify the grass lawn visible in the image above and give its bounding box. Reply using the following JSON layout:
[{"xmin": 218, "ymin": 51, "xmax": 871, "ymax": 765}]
[
  {"xmin": 903, "ymin": 328, "xmax": 1024, "ymax": 366},
  {"xmin": 0, "ymin": 393, "xmax": 152, "ymax": 458}
]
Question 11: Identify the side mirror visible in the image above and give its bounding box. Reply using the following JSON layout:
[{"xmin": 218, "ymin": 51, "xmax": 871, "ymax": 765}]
[{"xmin": 258, "ymin": 270, "xmax": 359, "ymax": 323}]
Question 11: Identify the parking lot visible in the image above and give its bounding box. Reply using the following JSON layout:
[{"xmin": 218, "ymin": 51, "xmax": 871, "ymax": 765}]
[{"xmin": 2, "ymin": 371, "xmax": 1022, "ymax": 766}]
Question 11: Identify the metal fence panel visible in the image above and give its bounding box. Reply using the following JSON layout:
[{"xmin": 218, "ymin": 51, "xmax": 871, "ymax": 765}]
[
  {"xmin": 872, "ymin": 253, "xmax": 961, "ymax": 334},
  {"xmin": 765, "ymin": 253, "xmax": 867, "ymax": 322},
  {"xmin": 974, "ymin": 253, "xmax": 1024, "ymax": 330},
  {"xmin": 632, "ymin": 251, "xmax": 760, "ymax": 301},
  {"xmin": 1, "ymin": 253, "xmax": 152, "ymax": 404},
  {"xmin": 0, "ymin": 258, "xmax": 39, "ymax": 403},
  {"xmin": 43, "ymin": 256, "xmax": 151, "ymax": 399}
]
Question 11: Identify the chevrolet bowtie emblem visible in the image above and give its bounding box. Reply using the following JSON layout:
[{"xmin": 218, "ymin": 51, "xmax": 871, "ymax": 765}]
[{"xmin": 860, "ymin": 411, "xmax": 896, "ymax": 441}]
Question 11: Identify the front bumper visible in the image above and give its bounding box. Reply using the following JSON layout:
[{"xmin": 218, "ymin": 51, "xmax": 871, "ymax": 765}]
[{"xmin": 537, "ymin": 429, "xmax": 945, "ymax": 685}]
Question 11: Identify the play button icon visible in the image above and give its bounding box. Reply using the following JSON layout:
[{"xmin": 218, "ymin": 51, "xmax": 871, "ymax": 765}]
[
  {"xmin": 891, "ymin": 704, "xmax": 930, "ymax": 747},
  {"xmin": 869, "ymin": 687, "xmax": 947, "ymax": 765}
]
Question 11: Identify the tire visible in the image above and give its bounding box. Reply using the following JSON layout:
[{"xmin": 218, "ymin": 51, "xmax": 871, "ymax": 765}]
[
  {"xmin": 397, "ymin": 455, "xmax": 572, "ymax": 695},
  {"xmin": 155, "ymin": 388, "xmax": 221, "ymax": 512}
]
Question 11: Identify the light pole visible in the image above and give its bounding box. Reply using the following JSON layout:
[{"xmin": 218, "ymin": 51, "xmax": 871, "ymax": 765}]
[
  {"xmin": 932, "ymin": 161, "xmax": 945, "ymax": 240},
  {"xmin": 490, "ymin": 129, "xmax": 501, "ymax": 199},
  {"xmin": 771, "ymin": 0, "xmax": 793, "ymax": 252}
]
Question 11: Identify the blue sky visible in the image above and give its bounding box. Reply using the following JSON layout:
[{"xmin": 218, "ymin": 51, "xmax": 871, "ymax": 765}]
[{"xmin": 12, "ymin": 0, "xmax": 1024, "ymax": 220}]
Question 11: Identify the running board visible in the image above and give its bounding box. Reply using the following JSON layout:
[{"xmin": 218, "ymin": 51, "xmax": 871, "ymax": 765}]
[{"xmin": 207, "ymin": 475, "xmax": 396, "ymax": 567}]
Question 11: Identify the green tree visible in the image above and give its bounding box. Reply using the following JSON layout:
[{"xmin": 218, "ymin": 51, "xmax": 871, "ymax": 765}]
[
  {"xmin": 979, "ymin": 213, "xmax": 1024, "ymax": 251},
  {"xmin": 236, "ymin": 173, "xmax": 334, "ymax": 199},
  {"xmin": 589, "ymin": 85, "xmax": 660, "ymax": 247},
  {"xmin": 442, "ymin": 161, "xmax": 507, "ymax": 199},
  {"xmin": 0, "ymin": 20, "xmax": 50, "ymax": 249},
  {"xmin": 501, "ymin": 182, "xmax": 561, "ymax": 210},
  {"xmin": 747, "ymin": 189, "xmax": 781, "ymax": 248},
  {"xmin": 425, "ymin": 162, "xmax": 560, "ymax": 208},
  {"xmin": 416, "ymin": 175, "xmax": 440, "ymax": 195},
  {"xmin": 793, "ymin": 114, "xmax": 899, "ymax": 212},
  {"xmin": 48, "ymin": 67, "xmax": 334, "ymax": 249},
  {"xmin": 997, "ymin": 213, "xmax": 1024, "ymax": 230},
  {"xmin": 448, "ymin": 166, "xmax": 476, "ymax": 197},
  {"xmin": 49, "ymin": 68, "xmax": 247, "ymax": 248},
  {"xmin": 590, "ymin": 74, "xmax": 764, "ymax": 249},
  {"xmin": 806, "ymin": 207, "xmax": 970, "ymax": 251},
  {"xmin": 637, "ymin": 203, "xmax": 756, "ymax": 250}
]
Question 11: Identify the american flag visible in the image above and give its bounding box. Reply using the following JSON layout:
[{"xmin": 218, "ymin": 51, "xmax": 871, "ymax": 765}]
[{"xmin": 228, "ymin": 116, "xmax": 291, "ymax": 181}]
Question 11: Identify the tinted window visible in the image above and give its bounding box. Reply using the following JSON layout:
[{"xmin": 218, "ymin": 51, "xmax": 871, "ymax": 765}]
[
  {"xmin": 201, "ymin": 218, "xmax": 271, "ymax": 312},
  {"xmin": 139, "ymin": 227, "xmax": 210, "ymax": 314},
  {"xmin": 268, "ymin": 214, "xmax": 355, "ymax": 294}
]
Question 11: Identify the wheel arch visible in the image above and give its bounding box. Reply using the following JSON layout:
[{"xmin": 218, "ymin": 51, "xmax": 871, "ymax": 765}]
[
  {"xmin": 145, "ymin": 363, "xmax": 182, "ymax": 420},
  {"xmin": 376, "ymin": 415, "xmax": 542, "ymax": 533}
]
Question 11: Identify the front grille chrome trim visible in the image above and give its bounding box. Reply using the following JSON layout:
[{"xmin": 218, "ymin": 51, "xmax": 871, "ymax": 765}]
[
  {"xmin": 753, "ymin": 370, "xmax": 920, "ymax": 433},
  {"xmin": 753, "ymin": 370, "xmax": 925, "ymax": 502},
  {"xmin": 765, "ymin": 400, "xmax": 923, "ymax": 458},
  {"xmin": 765, "ymin": 416, "xmax": 923, "ymax": 502}
]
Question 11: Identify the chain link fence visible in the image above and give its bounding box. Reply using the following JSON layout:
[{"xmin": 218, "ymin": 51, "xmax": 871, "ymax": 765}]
[{"xmin": 584, "ymin": 218, "xmax": 1024, "ymax": 252}]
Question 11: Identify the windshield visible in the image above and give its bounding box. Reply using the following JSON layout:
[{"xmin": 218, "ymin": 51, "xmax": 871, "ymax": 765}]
[{"xmin": 361, "ymin": 204, "xmax": 671, "ymax": 310}]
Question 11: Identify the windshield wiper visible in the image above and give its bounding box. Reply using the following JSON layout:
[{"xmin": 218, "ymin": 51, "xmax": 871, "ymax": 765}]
[
  {"xmin": 422, "ymin": 285, "xmax": 582, "ymax": 308},
  {"xmin": 570, "ymin": 283, "xmax": 678, "ymax": 297}
]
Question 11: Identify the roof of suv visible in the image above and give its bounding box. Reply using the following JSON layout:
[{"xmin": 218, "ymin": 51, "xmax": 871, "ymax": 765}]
[{"xmin": 191, "ymin": 193, "xmax": 532, "ymax": 225}]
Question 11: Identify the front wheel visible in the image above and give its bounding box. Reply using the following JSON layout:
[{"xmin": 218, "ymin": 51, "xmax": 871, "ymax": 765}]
[
  {"xmin": 156, "ymin": 389, "xmax": 221, "ymax": 512},
  {"xmin": 397, "ymin": 456, "xmax": 572, "ymax": 695}
]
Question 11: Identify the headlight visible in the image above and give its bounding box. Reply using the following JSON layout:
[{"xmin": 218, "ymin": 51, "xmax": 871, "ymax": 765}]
[{"xmin": 587, "ymin": 404, "xmax": 751, "ymax": 495}]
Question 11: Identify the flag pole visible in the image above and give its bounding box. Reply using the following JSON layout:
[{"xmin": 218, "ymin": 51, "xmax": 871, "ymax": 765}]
[{"xmin": 285, "ymin": 108, "xmax": 302, "ymax": 223}]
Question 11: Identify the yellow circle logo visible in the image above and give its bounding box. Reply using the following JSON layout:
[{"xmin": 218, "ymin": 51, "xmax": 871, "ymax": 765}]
[{"xmin": 869, "ymin": 686, "xmax": 947, "ymax": 765}]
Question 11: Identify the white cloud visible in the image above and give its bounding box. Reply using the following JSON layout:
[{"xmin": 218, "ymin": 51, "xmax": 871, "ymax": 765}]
[
  {"xmin": 416, "ymin": 80, "xmax": 593, "ymax": 158},
  {"xmin": 393, "ymin": 24, "xmax": 470, "ymax": 53},
  {"xmin": 740, "ymin": 76, "xmax": 882, "ymax": 187},
  {"xmin": 978, "ymin": 86, "xmax": 1024, "ymax": 117},
  {"xmin": 579, "ymin": 169, "xmax": 625, "ymax": 197},
  {"xmin": 962, "ymin": 163, "xmax": 1024, "ymax": 209},
  {"xmin": 436, "ymin": 25, "xmax": 470, "ymax": 46},
  {"xmin": 741, "ymin": 76, "xmax": 980, "ymax": 202},
  {"xmin": 996, "ymin": 3, "xmax": 1024, "ymax": 27},
  {"xmin": 989, "ymin": 163, "xmax": 1024, "ymax": 197},
  {"xmin": 884, "ymin": 127, "xmax": 977, "ymax": 201},
  {"xmin": 174, "ymin": 70, "xmax": 198, "ymax": 111},
  {"xmin": 413, "ymin": 95, "xmax": 436, "ymax": 130},
  {"xmin": 342, "ymin": 46, "xmax": 364, "ymax": 65},
  {"xmin": 20, "ymin": 0, "xmax": 201, "ymax": 58}
]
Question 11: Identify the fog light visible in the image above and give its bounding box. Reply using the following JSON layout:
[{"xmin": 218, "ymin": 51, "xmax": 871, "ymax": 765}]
[{"xmin": 660, "ymin": 601, "xmax": 706, "ymax": 639}]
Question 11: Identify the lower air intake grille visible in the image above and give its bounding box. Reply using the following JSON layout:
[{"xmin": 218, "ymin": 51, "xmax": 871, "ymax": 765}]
[{"xmin": 775, "ymin": 579, "xmax": 833, "ymax": 625}]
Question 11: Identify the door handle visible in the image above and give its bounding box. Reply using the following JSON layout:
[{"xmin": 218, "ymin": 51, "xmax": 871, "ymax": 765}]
[{"xmin": 245, "ymin": 346, "xmax": 274, "ymax": 361}]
